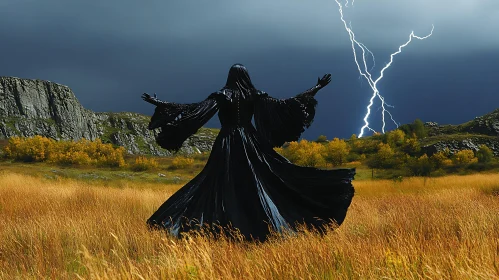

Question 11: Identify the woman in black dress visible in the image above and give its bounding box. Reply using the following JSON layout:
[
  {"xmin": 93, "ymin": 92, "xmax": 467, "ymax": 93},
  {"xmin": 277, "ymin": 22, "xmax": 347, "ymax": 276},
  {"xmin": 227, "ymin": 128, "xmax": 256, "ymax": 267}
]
[{"xmin": 142, "ymin": 63, "xmax": 355, "ymax": 241}]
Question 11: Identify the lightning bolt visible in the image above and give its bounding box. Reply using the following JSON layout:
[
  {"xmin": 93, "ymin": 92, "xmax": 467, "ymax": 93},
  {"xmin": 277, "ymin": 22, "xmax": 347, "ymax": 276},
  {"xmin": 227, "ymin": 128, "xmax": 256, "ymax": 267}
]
[{"xmin": 334, "ymin": 0, "xmax": 434, "ymax": 137}]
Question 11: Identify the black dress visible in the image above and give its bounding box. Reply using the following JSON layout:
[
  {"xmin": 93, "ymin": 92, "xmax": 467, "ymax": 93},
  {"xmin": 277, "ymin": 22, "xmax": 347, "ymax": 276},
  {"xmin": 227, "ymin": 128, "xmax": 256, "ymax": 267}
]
[{"xmin": 145, "ymin": 85, "xmax": 355, "ymax": 241}]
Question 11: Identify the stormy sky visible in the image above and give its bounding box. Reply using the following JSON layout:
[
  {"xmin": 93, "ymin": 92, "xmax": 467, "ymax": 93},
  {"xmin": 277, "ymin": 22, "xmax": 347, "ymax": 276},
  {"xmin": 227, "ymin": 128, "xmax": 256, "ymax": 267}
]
[{"xmin": 1, "ymin": 0, "xmax": 498, "ymax": 139}]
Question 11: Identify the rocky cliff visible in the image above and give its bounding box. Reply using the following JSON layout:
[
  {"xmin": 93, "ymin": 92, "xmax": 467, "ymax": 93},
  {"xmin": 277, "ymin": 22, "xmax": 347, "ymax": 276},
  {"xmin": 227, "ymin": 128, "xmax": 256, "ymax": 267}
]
[
  {"xmin": 421, "ymin": 109, "xmax": 499, "ymax": 156},
  {"xmin": 0, "ymin": 77, "xmax": 217, "ymax": 155}
]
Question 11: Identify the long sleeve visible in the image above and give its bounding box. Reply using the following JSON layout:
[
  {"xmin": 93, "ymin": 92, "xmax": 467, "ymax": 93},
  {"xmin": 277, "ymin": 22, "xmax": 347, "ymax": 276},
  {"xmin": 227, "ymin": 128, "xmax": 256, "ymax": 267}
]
[
  {"xmin": 254, "ymin": 88, "xmax": 318, "ymax": 147},
  {"xmin": 147, "ymin": 93, "xmax": 219, "ymax": 151}
]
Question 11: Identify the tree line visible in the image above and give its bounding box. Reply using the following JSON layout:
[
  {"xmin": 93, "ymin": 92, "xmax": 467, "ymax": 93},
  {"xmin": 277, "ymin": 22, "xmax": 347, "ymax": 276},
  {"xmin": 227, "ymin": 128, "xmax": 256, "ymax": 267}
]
[{"xmin": 275, "ymin": 120, "xmax": 496, "ymax": 177}]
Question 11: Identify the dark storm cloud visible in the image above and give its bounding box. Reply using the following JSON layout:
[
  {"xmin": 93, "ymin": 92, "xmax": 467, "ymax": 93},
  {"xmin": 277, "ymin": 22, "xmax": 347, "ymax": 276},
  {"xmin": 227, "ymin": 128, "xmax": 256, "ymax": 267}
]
[{"xmin": 1, "ymin": 0, "xmax": 499, "ymax": 139}]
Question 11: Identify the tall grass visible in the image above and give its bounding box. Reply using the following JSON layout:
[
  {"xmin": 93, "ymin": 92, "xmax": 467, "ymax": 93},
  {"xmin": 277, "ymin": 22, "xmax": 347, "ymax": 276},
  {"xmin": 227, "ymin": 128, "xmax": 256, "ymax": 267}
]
[{"xmin": 0, "ymin": 172, "xmax": 498, "ymax": 279}]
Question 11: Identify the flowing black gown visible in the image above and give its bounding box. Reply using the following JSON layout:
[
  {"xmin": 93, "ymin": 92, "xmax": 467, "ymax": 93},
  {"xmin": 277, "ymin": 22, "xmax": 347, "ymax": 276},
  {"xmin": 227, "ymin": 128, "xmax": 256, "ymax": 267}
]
[{"xmin": 145, "ymin": 86, "xmax": 355, "ymax": 241}]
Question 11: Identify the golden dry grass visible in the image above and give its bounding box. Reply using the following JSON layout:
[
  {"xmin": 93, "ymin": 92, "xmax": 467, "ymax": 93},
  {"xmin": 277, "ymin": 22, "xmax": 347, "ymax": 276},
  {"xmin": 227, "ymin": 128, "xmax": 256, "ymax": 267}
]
[{"xmin": 0, "ymin": 171, "xmax": 498, "ymax": 279}]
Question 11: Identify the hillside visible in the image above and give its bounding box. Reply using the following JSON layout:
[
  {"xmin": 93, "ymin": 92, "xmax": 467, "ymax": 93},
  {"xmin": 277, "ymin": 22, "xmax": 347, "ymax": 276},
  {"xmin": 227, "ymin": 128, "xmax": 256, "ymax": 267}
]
[
  {"xmin": 1, "ymin": 76, "xmax": 497, "ymax": 157},
  {"xmin": 420, "ymin": 109, "xmax": 499, "ymax": 156},
  {"xmin": 0, "ymin": 76, "xmax": 217, "ymax": 155}
]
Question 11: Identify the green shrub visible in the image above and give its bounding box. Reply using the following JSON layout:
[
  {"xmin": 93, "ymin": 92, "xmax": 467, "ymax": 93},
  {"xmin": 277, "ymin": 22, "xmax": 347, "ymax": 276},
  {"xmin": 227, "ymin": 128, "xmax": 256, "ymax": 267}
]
[
  {"xmin": 476, "ymin": 145, "xmax": 494, "ymax": 163},
  {"xmin": 406, "ymin": 154, "xmax": 434, "ymax": 176}
]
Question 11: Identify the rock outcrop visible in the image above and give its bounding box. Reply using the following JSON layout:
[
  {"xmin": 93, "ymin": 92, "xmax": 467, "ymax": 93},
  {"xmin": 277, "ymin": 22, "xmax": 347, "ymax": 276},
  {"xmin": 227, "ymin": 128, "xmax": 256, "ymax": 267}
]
[
  {"xmin": 0, "ymin": 77, "xmax": 217, "ymax": 155},
  {"xmin": 425, "ymin": 109, "xmax": 499, "ymax": 137},
  {"xmin": 421, "ymin": 109, "xmax": 499, "ymax": 156},
  {"xmin": 421, "ymin": 136, "xmax": 499, "ymax": 157}
]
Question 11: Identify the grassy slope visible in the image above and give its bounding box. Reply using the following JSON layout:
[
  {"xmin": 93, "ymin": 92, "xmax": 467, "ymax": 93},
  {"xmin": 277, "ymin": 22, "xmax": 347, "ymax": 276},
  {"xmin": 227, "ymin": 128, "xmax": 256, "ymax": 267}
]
[
  {"xmin": 0, "ymin": 160, "xmax": 386, "ymax": 186},
  {"xmin": 0, "ymin": 164, "xmax": 498, "ymax": 279},
  {"xmin": 0, "ymin": 156, "xmax": 209, "ymax": 188}
]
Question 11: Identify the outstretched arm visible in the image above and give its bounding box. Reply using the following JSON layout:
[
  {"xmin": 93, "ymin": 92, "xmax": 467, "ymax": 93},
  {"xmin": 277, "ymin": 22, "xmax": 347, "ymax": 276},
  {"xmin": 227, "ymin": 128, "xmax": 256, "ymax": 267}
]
[
  {"xmin": 297, "ymin": 74, "xmax": 332, "ymax": 97},
  {"xmin": 253, "ymin": 73, "xmax": 331, "ymax": 147},
  {"xmin": 141, "ymin": 92, "xmax": 219, "ymax": 151},
  {"xmin": 141, "ymin": 93, "xmax": 168, "ymax": 106},
  {"xmin": 253, "ymin": 76, "xmax": 327, "ymax": 148}
]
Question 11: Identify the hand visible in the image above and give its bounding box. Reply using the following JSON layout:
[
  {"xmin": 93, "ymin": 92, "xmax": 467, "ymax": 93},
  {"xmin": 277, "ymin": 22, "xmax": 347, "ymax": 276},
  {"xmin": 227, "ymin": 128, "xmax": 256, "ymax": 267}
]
[
  {"xmin": 317, "ymin": 74, "xmax": 332, "ymax": 88},
  {"xmin": 141, "ymin": 93, "xmax": 158, "ymax": 104}
]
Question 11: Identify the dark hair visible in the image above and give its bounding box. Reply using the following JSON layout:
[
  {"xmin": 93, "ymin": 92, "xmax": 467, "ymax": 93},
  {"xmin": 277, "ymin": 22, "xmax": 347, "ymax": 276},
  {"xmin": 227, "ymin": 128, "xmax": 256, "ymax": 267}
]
[{"xmin": 224, "ymin": 63, "xmax": 256, "ymax": 93}]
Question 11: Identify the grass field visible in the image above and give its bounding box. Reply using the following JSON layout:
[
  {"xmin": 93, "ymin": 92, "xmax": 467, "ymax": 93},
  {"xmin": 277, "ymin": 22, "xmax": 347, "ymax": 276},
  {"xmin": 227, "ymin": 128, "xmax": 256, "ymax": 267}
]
[{"xmin": 0, "ymin": 166, "xmax": 498, "ymax": 279}]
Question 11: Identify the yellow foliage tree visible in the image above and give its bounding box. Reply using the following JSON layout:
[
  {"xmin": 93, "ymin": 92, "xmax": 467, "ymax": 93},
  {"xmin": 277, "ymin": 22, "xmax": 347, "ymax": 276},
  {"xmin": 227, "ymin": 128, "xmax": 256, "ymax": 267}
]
[
  {"xmin": 402, "ymin": 138, "xmax": 421, "ymax": 156},
  {"xmin": 378, "ymin": 143, "xmax": 395, "ymax": 162},
  {"xmin": 452, "ymin": 150, "xmax": 478, "ymax": 165},
  {"xmin": 3, "ymin": 136, "xmax": 53, "ymax": 162},
  {"xmin": 324, "ymin": 138, "xmax": 350, "ymax": 167},
  {"xmin": 367, "ymin": 142, "xmax": 396, "ymax": 169},
  {"xmin": 130, "ymin": 156, "xmax": 159, "ymax": 171},
  {"xmin": 284, "ymin": 141, "xmax": 302, "ymax": 163},
  {"xmin": 293, "ymin": 140, "xmax": 326, "ymax": 168},
  {"xmin": 430, "ymin": 150, "xmax": 453, "ymax": 168},
  {"xmin": 275, "ymin": 140, "xmax": 326, "ymax": 168},
  {"xmin": 386, "ymin": 130, "xmax": 405, "ymax": 147},
  {"xmin": 2, "ymin": 136, "xmax": 127, "ymax": 167},
  {"xmin": 171, "ymin": 156, "xmax": 195, "ymax": 169},
  {"xmin": 274, "ymin": 147, "xmax": 285, "ymax": 157}
]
